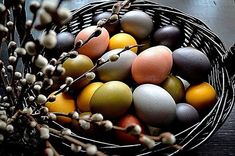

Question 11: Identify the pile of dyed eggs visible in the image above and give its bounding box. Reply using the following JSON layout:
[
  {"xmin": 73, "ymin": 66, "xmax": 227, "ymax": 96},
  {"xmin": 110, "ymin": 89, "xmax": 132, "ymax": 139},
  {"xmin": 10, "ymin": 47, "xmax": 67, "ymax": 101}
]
[{"xmin": 46, "ymin": 10, "xmax": 217, "ymax": 143}]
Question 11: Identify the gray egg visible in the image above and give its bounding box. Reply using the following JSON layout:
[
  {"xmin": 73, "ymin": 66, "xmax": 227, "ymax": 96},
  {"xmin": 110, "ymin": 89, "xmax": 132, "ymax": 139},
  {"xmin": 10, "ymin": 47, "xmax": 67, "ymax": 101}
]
[
  {"xmin": 133, "ymin": 84, "xmax": 176, "ymax": 127},
  {"xmin": 97, "ymin": 49, "xmax": 137, "ymax": 82},
  {"xmin": 121, "ymin": 10, "xmax": 153, "ymax": 39},
  {"xmin": 56, "ymin": 32, "xmax": 75, "ymax": 52},
  {"xmin": 173, "ymin": 47, "xmax": 211, "ymax": 82},
  {"xmin": 176, "ymin": 103, "xmax": 199, "ymax": 126}
]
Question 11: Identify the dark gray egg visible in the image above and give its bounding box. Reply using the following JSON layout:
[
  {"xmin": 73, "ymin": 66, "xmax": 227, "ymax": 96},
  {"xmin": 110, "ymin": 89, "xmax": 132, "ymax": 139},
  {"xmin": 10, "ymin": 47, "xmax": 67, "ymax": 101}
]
[
  {"xmin": 173, "ymin": 47, "xmax": 211, "ymax": 82},
  {"xmin": 153, "ymin": 25, "xmax": 184, "ymax": 50},
  {"xmin": 56, "ymin": 32, "xmax": 75, "ymax": 52},
  {"xmin": 92, "ymin": 12, "xmax": 120, "ymax": 35},
  {"xmin": 121, "ymin": 10, "xmax": 153, "ymax": 39},
  {"xmin": 176, "ymin": 103, "xmax": 199, "ymax": 126}
]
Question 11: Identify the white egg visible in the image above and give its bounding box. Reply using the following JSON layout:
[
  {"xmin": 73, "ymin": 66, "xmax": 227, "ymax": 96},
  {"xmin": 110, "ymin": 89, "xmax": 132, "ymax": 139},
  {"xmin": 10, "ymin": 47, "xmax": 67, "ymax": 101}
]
[
  {"xmin": 97, "ymin": 49, "xmax": 137, "ymax": 81},
  {"xmin": 133, "ymin": 84, "xmax": 176, "ymax": 127}
]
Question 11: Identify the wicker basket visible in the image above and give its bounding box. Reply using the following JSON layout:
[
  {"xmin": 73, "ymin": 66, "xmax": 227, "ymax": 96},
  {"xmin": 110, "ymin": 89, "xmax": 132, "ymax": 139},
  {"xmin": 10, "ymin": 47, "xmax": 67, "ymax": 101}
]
[{"xmin": 52, "ymin": 0, "xmax": 235, "ymax": 155}]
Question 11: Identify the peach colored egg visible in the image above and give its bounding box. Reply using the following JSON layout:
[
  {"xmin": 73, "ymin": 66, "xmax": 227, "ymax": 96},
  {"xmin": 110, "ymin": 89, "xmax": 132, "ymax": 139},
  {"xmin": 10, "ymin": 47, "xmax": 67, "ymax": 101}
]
[
  {"xmin": 75, "ymin": 26, "xmax": 110, "ymax": 60},
  {"xmin": 131, "ymin": 46, "xmax": 173, "ymax": 84}
]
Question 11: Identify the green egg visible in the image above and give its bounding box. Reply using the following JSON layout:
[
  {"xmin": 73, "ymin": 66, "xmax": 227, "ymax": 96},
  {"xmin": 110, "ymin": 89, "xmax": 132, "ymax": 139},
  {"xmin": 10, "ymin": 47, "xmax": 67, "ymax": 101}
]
[
  {"xmin": 161, "ymin": 75, "xmax": 185, "ymax": 103},
  {"xmin": 90, "ymin": 81, "xmax": 132, "ymax": 119}
]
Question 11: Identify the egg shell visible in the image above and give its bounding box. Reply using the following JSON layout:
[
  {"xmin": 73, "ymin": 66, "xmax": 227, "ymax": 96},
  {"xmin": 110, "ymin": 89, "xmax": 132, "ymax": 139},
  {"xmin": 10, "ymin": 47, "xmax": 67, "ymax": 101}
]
[
  {"xmin": 121, "ymin": 10, "xmax": 153, "ymax": 39},
  {"xmin": 62, "ymin": 54, "xmax": 94, "ymax": 89},
  {"xmin": 153, "ymin": 25, "xmax": 184, "ymax": 50},
  {"xmin": 92, "ymin": 12, "xmax": 120, "ymax": 35},
  {"xmin": 75, "ymin": 26, "xmax": 110, "ymax": 60},
  {"xmin": 97, "ymin": 49, "xmax": 137, "ymax": 82},
  {"xmin": 46, "ymin": 92, "xmax": 76, "ymax": 124},
  {"xmin": 161, "ymin": 75, "xmax": 185, "ymax": 103},
  {"xmin": 176, "ymin": 103, "xmax": 199, "ymax": 127},
  {"xmin": 90, "ymin": 81, "xmax": 132, "ymax": 119},
  {"xmin": 56, "ymin": 32, "xmax": 75, "ymax": 53},
  {"xmin": 76, "ymin": 82, "xmax": 104, "ymax": 112},
  {"xmin": 108, "ymin": 33, "xmax": 138, "ymax": 53},
  {"xmin": 173, "ymin": 47, "xmax": 211, "ymax": 82},
  {"xmin": 131, "ymin": 45, "xmax": 173, "ymax": 84},
  {"xmin": 133, "ymin": 84, "xmax": 176, "ymax": 127},
  {"xmin": 115, "ymin": 114, "xmax": 147, "ymax": 144},
  {"xmin": 186, "ymin": 82, "xmax": 217, "ymax": 111}
]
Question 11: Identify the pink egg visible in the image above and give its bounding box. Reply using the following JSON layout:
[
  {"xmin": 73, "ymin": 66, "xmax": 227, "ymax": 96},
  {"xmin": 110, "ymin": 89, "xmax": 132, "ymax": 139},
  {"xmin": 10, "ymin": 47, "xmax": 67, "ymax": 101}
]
[
  {"xmin": 131, "ymin": 46, "xmax": 173, "ymax": 84},
  {"xmin": 75, "ymin": 26, "xmax": 110, "ymax": 60}
]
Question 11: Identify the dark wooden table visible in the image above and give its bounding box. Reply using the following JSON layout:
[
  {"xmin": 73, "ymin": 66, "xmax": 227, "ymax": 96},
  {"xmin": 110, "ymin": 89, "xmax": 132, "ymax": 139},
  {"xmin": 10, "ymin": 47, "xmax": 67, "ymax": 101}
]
[{"xmin": 6, "ymin": 0, "xmax": 235, "ymax": 155}]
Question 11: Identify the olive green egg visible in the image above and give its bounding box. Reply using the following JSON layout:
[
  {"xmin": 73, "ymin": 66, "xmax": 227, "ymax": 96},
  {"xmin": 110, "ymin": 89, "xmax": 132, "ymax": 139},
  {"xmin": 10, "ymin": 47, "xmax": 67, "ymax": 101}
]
[
  {"xmin": 90, "ymin": 81, "xmax": 132, "ymax": 118},
  {"xmin": 161, "ymin": 75, "xmax": 185, "ymax": 103}
]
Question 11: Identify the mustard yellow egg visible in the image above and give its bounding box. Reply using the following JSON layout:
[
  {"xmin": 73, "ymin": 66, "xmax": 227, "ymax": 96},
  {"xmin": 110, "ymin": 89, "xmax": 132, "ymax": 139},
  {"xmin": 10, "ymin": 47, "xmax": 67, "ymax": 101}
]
[
  {"xmin": 76, "ymin": 82, "xmax": 104, "ymax": 112},
  {"xmin": 90, "ymin": 81, "xmax": 132, "ymax": 119}
]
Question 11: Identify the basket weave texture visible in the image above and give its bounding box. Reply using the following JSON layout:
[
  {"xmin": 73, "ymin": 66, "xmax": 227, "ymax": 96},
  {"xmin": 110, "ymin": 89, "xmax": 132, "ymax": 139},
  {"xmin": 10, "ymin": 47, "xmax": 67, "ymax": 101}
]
[{"xmin": 53, "ymin": 1, "xmax": 235, "ymax": 155}]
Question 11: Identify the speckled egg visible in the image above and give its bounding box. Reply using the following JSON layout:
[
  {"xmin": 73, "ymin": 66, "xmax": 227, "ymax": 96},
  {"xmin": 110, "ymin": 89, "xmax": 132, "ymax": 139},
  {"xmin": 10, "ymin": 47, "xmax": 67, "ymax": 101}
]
[
  {"xmin": 133, "ymin": 84, "xmax": 176, "ymax": 127},
  {"xmin": 173, "ymin": 47, "xmax": 211, "ymax": 82},
  {"xmin": 75, "ymin": 26, "xmax": 110, "ymax": 60},
  {"xmin": 131, "ymin": 46, "xmax": 173, "ymax": 84},
  {"xmin": 121, "ymin": 10, "xmax": 153, "ymax": 39},
  {"xmin": 97, "ymin": 49, "xmax": 137, "ymax": 82}
]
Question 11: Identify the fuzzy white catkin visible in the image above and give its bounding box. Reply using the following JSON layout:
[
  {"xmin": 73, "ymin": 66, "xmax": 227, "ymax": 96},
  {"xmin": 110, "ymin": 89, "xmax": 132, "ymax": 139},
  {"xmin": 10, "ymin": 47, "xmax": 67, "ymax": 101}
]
[
  {"xmin": 0, "ymin": 134, "xmax": 4, "ymax": 141},
  {"xmin": 36, "ymin": 94, "xmax": 47, "ymax": 105},
  {"xmin": 57, "ymin": 8, "xmax": 72, "ymax": 24},
  {"xmin": 91, "ymin": 113, "xmax": 103, "ymax": 122},
  {"xmin": 25, "ymin": 73, "xmax": 36, "ymax": 84},
  {"xmin": 40, "ymin": 127, "xmax": 50, "ymax": 139},
  {"xmin": 39, "ymin": 9, "xmax": 52, "ymax": 25},
  {"xmin": 71, "ymin": 112, "xmax": 79, "ymax": 120},
  {"xmin": 86, "ymin": 145, "xmax": 97, "ymax": 156},
  {"xmin": 71, "ymin": 144, "xmax": 82, "ymax": 153},
  {"xmin": 103, "ymin": 120, "xmax": 113, "ymax": 131},
  {"xmin": 25, "ymin": 41, "xmax": 37, "ymax": 56},
  {"xmin": 40, "ymin": 30, "xmax": 57, "ymax": 49},
  {"xmin": 6, "ymin": 124, "xmax": 14, "ymax": 133},
  {"xmin": 15, "ymin": 47, "xmax": 26, "ymax": 56},
  {"xmin": 139, "ymin": 136, "xmax": 155, "ymax": 149},
  {"xmin": 34, "ymin": 54, "xmax": 48, "ymax": 69}
]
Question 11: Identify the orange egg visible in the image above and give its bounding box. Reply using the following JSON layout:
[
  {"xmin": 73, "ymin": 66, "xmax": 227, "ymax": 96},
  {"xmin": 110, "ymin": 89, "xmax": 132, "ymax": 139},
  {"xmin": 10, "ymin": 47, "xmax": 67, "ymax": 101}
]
[
  {"xmin": 131, "ymin": 46, "xmax": 173, "ymax": 84},
  {"xmin": 186, "ymin": 82, "xmax": 217, "ymax": 111},
  {"xmin": 46, "ymin": 92, "xmax": 76, "ymax": 124},
  {"xmin": 76, "ymin": 82, "xmax": 104, "ymax": 112},
  {"xmin": 108, "ymin": 33, "xmax": 138, "ymax": 53},
  {"xmin": 75, "ymin": 26, "xmax": 110, "ymax": 59}
]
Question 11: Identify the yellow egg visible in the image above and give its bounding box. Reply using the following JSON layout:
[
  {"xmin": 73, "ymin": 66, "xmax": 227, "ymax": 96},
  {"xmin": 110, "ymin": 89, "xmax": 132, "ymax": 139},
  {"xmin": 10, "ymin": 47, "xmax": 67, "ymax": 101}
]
[
  {"xmin": 76, "ymin": 82, "xmax": 104, "ymax": 112},
  {"xmin": 186, "ymin": 82, "xmax": 217, "ymax": 111},
  {"xmin": 90, "ymin": 81, "xmax": 132, "ymax": 119},
  {"xmin": 108, "ymin": 33, "xmax": 138, "ymax": 53},
  {"xmin": 62, "ymin": 54, "xmax": 94, "ymax": 89},
  {"xmin": 46, "ymin": 92, "xmax": 76, "ymax": 124}
]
